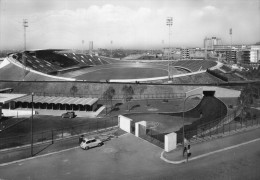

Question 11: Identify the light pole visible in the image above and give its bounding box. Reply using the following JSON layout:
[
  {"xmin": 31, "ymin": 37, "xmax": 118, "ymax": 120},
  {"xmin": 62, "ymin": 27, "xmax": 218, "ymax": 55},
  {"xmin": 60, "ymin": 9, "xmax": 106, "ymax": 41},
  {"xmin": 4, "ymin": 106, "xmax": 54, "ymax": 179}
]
[
  {"xmin": 82, "ymin": 40, "xmax": 84, "ymax": 54},
  {"xmin": 166, "ymin": 17, "xmax": 173, "ymax": 80},
  {"xmin": 110, "ymin": 40, "xmax": 113, "ymax": 57},
  {"xmin": 182, "ymin": 93, "xmax": 203, "ymax": 149},
  {"xmin": 23, "ymin": 19, "xmax": 28, "ymax": 51},
  {"xmin": 31, "ymin": 92, "xmax": 34, "ymax": 156}
]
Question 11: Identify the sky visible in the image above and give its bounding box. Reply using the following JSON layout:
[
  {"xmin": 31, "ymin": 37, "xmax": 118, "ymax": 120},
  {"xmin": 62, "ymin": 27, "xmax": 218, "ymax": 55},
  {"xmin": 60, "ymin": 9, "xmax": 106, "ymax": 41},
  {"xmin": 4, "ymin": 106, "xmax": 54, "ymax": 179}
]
[{"xmin": 0, "ymin": 0, "xmax": 259, "ymax": 50}]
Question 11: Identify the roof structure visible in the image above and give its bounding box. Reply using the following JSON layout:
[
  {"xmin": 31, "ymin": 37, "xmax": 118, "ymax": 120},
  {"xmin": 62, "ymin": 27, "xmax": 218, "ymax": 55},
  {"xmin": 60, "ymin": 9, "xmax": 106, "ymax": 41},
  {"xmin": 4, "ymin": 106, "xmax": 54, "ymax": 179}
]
[
  {"xmin": 14, "ymin": 95, "xmax": 99, "ymax": 106},
  {"xmin": 0, "ymin": 93, "xmax": 27, "ymax": 104}
]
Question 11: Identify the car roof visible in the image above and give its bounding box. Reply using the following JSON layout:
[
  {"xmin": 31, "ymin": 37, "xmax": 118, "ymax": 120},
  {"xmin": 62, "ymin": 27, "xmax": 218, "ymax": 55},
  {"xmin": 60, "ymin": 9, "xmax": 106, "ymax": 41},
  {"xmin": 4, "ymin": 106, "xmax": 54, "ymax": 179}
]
[{"xmin": 83, "ymin": 137, "xmax": 95, "ymax": 141}]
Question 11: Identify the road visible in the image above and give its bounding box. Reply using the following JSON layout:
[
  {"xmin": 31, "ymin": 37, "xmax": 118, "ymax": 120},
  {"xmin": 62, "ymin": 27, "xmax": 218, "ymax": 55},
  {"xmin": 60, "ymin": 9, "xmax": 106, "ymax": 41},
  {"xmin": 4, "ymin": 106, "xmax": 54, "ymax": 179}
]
[{"xmin": 0, "ymin": 129, "xmax": 260, "ymax": 180}]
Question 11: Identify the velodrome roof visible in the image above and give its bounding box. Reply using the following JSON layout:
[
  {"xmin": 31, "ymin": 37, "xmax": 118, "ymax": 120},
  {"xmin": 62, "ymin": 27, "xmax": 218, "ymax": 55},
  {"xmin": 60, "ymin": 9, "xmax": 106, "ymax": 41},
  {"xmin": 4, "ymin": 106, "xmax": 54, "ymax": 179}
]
[
  {"xmin": 14, "ymin": 95, "xmax": 98, "ymax": 106},
  {"xmin": 0, "ymin": 93, "xmax": 27, "ymax": 104}
]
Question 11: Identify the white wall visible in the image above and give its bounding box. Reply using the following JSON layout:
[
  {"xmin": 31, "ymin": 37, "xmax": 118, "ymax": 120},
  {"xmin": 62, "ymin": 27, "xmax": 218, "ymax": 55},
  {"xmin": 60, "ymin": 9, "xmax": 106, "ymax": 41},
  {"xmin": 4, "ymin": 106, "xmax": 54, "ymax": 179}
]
[
  {"xmin": 164, "ymin": 132, "xmax": 177, "ymax": 152},
  {"xmin": 135, "ymin": 121, "xmax": 147, "ymax": 137},
  {"xmin": 2, "ymin": 109, "xmax": 37, "ymax": 117},
  {"xmin": 118, "ymin": 115, "xmax": 132, "ymax": 133}
]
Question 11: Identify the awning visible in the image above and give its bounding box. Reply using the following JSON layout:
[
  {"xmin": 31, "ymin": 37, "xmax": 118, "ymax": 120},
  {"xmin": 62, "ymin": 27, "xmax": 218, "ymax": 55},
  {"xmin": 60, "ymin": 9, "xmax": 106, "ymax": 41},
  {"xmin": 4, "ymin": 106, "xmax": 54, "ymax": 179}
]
[{"xmin": 14, "ymin": 95, "xmax": 99, "ymax": 106}]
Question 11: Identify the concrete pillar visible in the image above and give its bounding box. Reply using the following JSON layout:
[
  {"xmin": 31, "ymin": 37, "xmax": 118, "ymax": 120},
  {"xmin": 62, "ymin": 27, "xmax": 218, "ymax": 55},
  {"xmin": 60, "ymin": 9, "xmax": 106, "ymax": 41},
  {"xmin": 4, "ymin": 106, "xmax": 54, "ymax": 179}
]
[
  {"xmin": 164, "ymin": 132, "xmax": 177, "ymax": 152},
  {"xmin": 135, "ymin": 121, "xmax": 147, "ymax": 137}
]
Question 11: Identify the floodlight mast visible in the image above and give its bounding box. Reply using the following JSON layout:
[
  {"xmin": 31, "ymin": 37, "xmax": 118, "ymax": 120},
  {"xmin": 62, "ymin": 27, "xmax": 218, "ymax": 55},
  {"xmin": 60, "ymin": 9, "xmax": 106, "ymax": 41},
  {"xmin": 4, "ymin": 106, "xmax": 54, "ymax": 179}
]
[
  {"xmin": 23, "ymin": 19, "xmax": 28, "ymax": 51},
  {"xmin": 166, "ymin": 17, "xmax": 173, "ymax": 80}
]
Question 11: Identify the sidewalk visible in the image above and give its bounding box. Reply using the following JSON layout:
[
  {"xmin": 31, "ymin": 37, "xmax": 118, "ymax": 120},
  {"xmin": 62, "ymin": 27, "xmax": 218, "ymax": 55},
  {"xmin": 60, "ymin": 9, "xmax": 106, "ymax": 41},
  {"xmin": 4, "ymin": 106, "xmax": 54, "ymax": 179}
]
[{"xmin": 161, "ymin": 126, "xmax": 260, "ymax": 164}]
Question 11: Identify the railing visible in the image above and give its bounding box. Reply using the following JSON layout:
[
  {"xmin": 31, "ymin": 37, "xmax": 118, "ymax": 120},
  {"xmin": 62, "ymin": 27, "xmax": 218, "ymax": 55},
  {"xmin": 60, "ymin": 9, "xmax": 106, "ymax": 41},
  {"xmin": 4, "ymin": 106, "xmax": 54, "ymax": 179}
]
[
  {"xmin": 0, "ymin": 117, "xmax": 118, "ymax": 150},
  {"xmin": 139, "ymin": 124, "xmax": 164, "ymax": 149},
  {"xmin": 177, "ymin": 108, "xmax": 260, "ymax": 144},
  {"xmin": 197, "ymin": 107, "xmax": 242, "ymax": 136}
]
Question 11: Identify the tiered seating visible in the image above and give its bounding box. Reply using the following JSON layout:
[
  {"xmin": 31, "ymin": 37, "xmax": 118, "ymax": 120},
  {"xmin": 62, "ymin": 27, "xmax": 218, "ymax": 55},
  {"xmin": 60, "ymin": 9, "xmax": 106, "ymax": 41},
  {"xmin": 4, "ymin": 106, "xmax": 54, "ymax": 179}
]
[
  {"xmin": 39, "ymin": 52, "xmax": 78, "ymax": 68},
  {"xmin": 171, "ymin": 60, "xmax": 217, "ymax": 72},
  {"xmin": 220, "ymin": 65, "xmax": 232, "ymax": 72},
  {"xmin": 62, "ymin": 53, "xmax": 93, "ymax": 66},
  {"xmin": 60, "ymin": 53, "xmax": 109, "ymax": 66},
  {"xmin": 12, "ymin": 53, "xmax": 62, "ymax": 74}
]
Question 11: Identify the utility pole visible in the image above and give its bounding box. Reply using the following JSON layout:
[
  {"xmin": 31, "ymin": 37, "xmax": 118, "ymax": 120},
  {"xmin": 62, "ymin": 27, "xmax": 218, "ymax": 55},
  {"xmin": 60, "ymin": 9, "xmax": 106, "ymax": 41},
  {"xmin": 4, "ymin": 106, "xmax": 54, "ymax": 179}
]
[
  {"xmin": 166, "ymin": 17, "xmax": 173, "ymax": 80},
  {"xmin": 23, "ymin": 19, "xmax": 28, "ymax": 51},
  {"xmin": 110, "ymin": 40, "xmax": 113, "ymax": 57}
]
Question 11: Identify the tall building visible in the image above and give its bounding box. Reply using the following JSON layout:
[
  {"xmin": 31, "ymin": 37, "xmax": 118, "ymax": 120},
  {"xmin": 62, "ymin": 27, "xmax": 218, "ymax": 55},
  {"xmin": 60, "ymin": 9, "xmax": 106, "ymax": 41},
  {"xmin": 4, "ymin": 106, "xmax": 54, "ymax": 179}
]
[
  {"xmin": 181, "ymin": 48, "xmax": 190, "ymax": 59},
  {"xmin": 204, "ymin": 37, "xmax": 222, "ymax": 50},
  {"xmin": 250, "ymin": 45, "xmax": 260, "ymax": 63}
]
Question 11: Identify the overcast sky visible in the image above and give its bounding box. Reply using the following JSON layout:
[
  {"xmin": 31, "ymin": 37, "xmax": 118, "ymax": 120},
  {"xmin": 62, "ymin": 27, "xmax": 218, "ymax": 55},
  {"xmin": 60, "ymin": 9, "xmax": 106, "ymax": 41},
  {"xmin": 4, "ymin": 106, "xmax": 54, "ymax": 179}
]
[{"xmin": 0, "ymin": 0, "xmax": 259, "ymax": 50}]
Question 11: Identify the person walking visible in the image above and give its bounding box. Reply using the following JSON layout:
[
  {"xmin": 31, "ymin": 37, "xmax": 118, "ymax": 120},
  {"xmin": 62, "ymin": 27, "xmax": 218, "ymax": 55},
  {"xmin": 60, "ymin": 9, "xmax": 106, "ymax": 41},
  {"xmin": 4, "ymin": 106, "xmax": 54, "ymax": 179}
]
[
  {"xmin": 186, "ymin": 144, "xmax": 191, "ymax": 162},
  {"xmin": 183, "ymin": 138, "xmax": 188, "ymax": 157},
  {"xmin": 79, "ymin": 135, "xmax": 84, "ymax": 144}
]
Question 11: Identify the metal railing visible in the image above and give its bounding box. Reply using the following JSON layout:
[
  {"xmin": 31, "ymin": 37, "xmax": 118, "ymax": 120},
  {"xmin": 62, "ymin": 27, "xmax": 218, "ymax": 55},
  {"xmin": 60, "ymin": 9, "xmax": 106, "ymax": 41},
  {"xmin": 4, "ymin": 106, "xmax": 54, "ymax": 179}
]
[
  {"xmin": 139, "ymin": 124, "xmax": 164, "ymax": 149},
  {"xmin": 177, "ymin": 108, "xmax": 260, "ymax": 144},
  {"xmin": 0, "ymin": 117, "xmax": 118, "ymax": 150}
]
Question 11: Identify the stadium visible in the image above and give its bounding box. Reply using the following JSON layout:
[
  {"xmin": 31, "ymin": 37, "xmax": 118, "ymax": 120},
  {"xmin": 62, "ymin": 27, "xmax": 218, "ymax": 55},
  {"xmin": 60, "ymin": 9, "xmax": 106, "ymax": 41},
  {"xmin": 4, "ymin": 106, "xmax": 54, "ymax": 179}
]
[
  {"xmin": 0, "ymin": 41, "xmax": 260, "ymax": 180},
  {"xmin": 0, "ymin": 48, "xmax": 246, "ymax": 148},
  {"xmin": 0, "ymin": 49, "xmax": 222, "ymax": 82}
]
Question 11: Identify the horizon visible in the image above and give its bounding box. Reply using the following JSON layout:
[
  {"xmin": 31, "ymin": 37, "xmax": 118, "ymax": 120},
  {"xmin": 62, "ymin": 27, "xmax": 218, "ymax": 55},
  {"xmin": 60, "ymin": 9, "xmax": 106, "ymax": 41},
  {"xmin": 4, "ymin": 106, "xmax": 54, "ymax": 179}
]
[{"xmin": 0, "ymin": 0, "xmax": 260, "ymax": 50}]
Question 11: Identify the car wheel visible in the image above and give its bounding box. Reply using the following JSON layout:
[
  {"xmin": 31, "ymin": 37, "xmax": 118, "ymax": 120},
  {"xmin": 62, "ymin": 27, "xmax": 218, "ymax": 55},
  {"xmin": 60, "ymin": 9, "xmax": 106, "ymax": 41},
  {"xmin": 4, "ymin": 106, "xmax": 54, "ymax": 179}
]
[
  {"xmin": 98, "ymin": 143, "xmax": 103, "ymax": 146},
  {"xmin": 85, "ymin": 146, "xmax": 89, "ymax": 150}
]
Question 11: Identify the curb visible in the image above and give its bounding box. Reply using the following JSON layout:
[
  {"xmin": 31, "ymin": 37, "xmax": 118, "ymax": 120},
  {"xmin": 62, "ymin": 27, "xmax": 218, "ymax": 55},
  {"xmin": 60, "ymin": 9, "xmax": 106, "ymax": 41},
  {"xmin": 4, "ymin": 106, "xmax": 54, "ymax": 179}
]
[{"xmin": 160, "ymin": 137, "xmax": 260, "ymax": 164}]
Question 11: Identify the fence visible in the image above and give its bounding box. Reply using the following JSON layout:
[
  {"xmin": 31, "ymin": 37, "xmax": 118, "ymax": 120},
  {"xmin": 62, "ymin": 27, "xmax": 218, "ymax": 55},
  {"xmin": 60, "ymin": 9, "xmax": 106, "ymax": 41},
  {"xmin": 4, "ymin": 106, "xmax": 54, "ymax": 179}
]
[
  {"xmin": 177, "ymin": 108, "xmax": 260, "ymax": 144},
  {"xmin": 0, "ymin": 117, "xmax": 118, "ymax": 150},
  {"xmin": 138, "ymin": 124, "xmax": 164, "ymax": 149}
]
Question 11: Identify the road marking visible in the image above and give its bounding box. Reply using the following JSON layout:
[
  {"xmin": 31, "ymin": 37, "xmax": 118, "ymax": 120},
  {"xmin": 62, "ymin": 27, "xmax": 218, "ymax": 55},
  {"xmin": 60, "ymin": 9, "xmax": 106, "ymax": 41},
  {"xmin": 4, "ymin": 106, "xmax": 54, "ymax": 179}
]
[
  {"xmin": 0, "ymin": 132, "xmax": 127, "ymax": 167},
  {"xmin": 161, "ymin": 137, "xmax": 260, "ymax": 164}
]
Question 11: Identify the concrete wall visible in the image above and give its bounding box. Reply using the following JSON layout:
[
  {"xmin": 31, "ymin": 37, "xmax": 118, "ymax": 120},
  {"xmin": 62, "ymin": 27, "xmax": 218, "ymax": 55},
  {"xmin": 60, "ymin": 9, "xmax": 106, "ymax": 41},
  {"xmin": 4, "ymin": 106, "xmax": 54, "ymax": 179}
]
[
  {"xmin": 164, "ymin": 132, "xmax": 177, "ymax": 152},
  {"xmin": 203, "ymin": 86, "xmax": 241, "ymax": 98},
  {"xmin": 2, "ymin": 109, "xmax": 37, "ymax": 117},
  {"xmin": 185, "ymin": 87, "xmax": 203, "ymax": 98},
  {"xmin": 118, "ymin": 115, "xmax": 133, "ymax": 133},
  {"xmin": 135, "ymin": 121, "xmax": 147, "ymax": 137}
]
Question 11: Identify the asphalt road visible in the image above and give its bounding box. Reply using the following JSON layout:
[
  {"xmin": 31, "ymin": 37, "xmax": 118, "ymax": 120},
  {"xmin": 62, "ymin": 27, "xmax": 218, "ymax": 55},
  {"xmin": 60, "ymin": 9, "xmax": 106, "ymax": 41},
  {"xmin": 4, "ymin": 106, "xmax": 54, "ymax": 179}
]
[{"xmin": 0, "ymin": 130, "xmax": 260, "ymax": 180}]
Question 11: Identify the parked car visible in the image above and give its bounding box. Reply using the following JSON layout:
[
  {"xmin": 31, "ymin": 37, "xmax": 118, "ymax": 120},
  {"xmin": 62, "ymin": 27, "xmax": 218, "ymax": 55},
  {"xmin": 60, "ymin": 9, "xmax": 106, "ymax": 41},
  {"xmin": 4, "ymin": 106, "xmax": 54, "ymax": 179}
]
[
  {"xmin": 80, "ymin": 137, "xmax": 103, "ymax": 150},
  {"xmin": 61, "ymin": 111, "xmax": 75, "ymax": 118}
]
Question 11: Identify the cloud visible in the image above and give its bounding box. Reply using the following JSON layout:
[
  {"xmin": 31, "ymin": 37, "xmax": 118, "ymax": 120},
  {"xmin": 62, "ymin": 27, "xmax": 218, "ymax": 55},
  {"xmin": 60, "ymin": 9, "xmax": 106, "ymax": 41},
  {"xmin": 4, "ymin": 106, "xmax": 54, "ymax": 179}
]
[{"xmin": 1, "ymin": 0, "xmax": 259, "ymax": 49}]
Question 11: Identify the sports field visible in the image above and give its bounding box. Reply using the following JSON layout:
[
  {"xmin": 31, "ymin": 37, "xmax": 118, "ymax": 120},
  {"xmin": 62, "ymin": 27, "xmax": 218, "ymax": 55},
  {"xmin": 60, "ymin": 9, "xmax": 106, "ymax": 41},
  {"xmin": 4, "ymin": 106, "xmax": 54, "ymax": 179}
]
[{"xmin": 75, "ymin": 67, "xmax": 168, "ymax": 80}]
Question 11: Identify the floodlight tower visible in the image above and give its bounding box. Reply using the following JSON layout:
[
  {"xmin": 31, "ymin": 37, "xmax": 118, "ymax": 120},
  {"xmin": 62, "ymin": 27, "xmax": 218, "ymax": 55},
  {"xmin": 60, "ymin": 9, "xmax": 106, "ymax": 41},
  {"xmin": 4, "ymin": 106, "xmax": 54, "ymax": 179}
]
[
  {"xmin": 82, "ymin": 40, "xmax": 84, "ymax": 54},
  {"xmin": 230, "ymin": 28, "xmax": 232, "ymax": 49},
  {"xmin": 166, "ymin": 17, "xmax": 173, "ymax": 80},
  {"xmin": 23, "ymin": 19, "xmax": 28, "ymax": 51}
]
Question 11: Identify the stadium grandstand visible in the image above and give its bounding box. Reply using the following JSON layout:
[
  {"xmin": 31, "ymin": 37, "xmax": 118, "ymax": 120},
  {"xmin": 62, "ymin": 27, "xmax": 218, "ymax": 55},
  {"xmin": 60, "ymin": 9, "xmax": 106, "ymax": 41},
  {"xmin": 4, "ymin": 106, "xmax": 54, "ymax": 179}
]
[{"xmin": 0, "ymin": 49, "xmax": 245, "ymax": 83}]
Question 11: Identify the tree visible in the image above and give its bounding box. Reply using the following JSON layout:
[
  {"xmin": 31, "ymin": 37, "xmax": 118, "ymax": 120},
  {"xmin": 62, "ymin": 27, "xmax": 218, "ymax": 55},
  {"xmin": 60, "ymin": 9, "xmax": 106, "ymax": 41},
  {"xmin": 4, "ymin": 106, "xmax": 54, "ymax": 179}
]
[
  {"xmin": 122, "ymin": 85, "xmax": 134, "ymax": 111},
  {"xmin": 70, "ymin": 86, "xmax": 78, "ymax": 97},
  {"xmin": 238, "ymin": 84, "xmax": 255, "ymax": 119},
  {"xmin": 103, "ymin": 86, "xmax": 115, "ymax": 114}
]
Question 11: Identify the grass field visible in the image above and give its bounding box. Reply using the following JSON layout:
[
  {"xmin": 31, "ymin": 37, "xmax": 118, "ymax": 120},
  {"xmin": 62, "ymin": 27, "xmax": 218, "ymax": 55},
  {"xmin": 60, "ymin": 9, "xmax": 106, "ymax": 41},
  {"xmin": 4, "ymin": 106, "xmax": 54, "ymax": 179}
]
[{"xmin": 75, "ymin": 67, "xmax": 168, "ymax": 80}]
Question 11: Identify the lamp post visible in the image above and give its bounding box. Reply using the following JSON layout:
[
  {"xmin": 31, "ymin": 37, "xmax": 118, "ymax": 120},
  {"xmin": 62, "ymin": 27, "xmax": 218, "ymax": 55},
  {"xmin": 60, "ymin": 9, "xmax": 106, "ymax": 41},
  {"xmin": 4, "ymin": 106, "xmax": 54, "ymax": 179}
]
[
  {"xmin": 31, "ymin": 92, "xmax": 34, "ymax": 156},
  {"xmin": 182, "ymin": 93, "xmax": 203, "ymax": 149},
  {"xmin": 166, "ymin": 17, "xmax": 173, "ymax": 80}
]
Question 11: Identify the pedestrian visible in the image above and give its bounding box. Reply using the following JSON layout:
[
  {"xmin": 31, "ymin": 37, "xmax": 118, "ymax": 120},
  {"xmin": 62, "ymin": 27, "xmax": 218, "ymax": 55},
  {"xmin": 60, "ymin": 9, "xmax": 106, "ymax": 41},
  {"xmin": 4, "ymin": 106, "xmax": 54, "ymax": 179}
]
[
  {"xmin": 79, "ymin": 135, "xmax": 84, "ymax": 144},
  {"xmin": 183, "ymin": 138, "xmax": 188, "ymax": 157},
  {"xmin": 183, "ymin": 146, "xmax": 187, "ymax": 157},
  {"xmin": 186, "ymin": 144, "xmax": 191, "ymax": 162}
]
